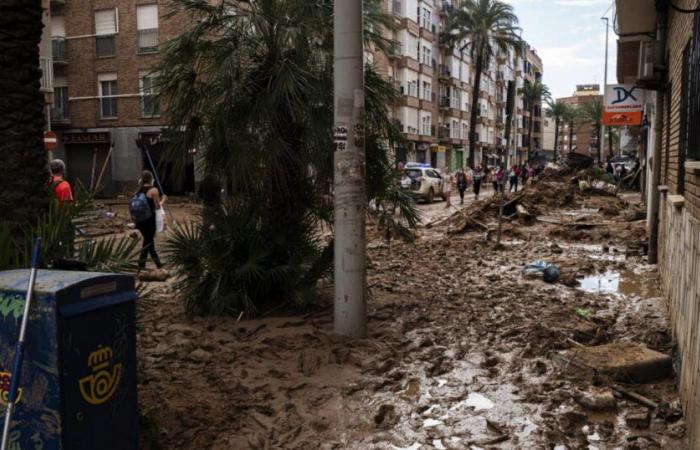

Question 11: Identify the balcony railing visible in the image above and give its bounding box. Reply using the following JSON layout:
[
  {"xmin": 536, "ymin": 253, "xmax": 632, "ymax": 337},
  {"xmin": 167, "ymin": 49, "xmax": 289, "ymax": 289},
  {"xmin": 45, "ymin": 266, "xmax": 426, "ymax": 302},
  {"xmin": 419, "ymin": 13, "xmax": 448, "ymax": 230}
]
[
  {"xmin": 438, "ymin": 126, "xmax": 450, "ymax": 139},
  {"xmin": 51, "ymin": 105, "xmax": 70, "ymax": 122},
  {"xmin": 138, "ymin": 28, "xmax": 159, "ymax": 54},
  {"xmin": 39, "ymin": 56, "xmax": 53, "ymax": 92},
  {"xmin": 439, "ymin": 96, "xmax": 450, "ymax": 108},
  {"xmin": 438, "ymin": 64, "xmax": 450, "ymax": 78},
  {"xmin": 52, "ymin": 37, "xmax": 66, "ymax": 61},
  {"xmin": 440, "ymin": 2, "xmax": 454, "ymax": 14},
  {"xmin": 388, "ymin": 40, "xmax": 403, "ymax": 57}
]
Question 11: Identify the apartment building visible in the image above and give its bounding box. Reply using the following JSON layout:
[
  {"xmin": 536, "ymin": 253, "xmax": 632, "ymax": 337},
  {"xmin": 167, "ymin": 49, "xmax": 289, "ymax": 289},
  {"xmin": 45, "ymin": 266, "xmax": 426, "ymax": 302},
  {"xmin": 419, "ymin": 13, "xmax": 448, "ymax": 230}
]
[
  {"xmin": 377, "ymin": 0, "xmax": 544, "ymax": 170},
  {"xmin": 556, "ymin": 84, "xmax": 602, "ymax": 158},
  {"xmin": 616, "ymin": 0, "xmax": 700, "ymax": 445},
  {"xmin": 46, "ymin": 0, "xmax": 192, "ymax": 196}
]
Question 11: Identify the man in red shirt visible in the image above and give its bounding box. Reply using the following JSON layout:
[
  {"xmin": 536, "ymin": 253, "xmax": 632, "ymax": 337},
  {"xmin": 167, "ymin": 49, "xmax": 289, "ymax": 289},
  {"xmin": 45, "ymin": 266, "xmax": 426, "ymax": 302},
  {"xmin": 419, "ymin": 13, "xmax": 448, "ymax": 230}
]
[{"xmin": 50, "ymin": 159, "xmax": 73, "ymax": 203}]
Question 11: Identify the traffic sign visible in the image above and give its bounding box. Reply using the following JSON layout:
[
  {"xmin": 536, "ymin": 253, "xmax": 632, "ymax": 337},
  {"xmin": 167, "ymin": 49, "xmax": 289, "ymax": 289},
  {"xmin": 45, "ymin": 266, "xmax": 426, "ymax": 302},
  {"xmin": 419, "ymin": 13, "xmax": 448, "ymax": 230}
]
[{"xmin": 44, "ymin": 131, "xmax": 58, "ymax": 151}]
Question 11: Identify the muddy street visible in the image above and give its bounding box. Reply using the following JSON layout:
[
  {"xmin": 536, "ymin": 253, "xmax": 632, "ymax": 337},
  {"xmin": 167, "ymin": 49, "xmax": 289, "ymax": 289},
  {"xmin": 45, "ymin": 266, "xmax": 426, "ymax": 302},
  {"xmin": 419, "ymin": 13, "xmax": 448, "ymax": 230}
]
[{"xmin": 136, "ymin": 175, "xmax": 686, "ymax": 449}]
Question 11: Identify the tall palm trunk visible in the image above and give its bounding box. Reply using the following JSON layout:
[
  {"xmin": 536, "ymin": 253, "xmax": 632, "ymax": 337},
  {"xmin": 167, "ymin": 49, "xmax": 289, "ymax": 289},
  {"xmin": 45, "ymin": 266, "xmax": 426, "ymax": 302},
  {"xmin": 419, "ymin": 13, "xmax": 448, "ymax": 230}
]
[
  {"xmin": 568, "ymin": 120, "xmax": 574, "ymax": 153},
  {"xmin": 468, "ymin": 49, "xmax": 484, "ymax": 168},
  {"xmin": 596, "ymin": 122, "xmax": 602, "ymax": 163},
  {"xmin": 0, "ymin": 1, "xmax": 49, "ymax": 236},
  {"xmin": 526, "ymin": 106, "xmax": 534, "ymax": 162},
  {"xmin": 553, "ymin": 118, "xmax": 559, "ymax": 161}
]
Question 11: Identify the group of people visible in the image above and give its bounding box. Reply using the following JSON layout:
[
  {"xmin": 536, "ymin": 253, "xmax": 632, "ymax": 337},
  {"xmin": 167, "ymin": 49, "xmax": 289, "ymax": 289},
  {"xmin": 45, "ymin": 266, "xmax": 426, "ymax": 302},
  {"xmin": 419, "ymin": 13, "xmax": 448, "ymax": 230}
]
[
  {"xmin": 441, "ymin": 163, "xmax": 544, "ymax": 207},
  {"xmin": 48, "ymin": 159, "xmax": 164, "ymax": 272}
]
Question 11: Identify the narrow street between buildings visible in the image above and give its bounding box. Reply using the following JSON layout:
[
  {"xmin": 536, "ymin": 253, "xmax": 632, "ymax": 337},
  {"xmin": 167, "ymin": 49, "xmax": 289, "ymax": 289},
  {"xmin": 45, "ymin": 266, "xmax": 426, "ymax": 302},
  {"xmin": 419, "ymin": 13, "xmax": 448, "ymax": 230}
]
[{"xmin": 136, "ymin": 168, "xmax": 686, "ymax": 449}]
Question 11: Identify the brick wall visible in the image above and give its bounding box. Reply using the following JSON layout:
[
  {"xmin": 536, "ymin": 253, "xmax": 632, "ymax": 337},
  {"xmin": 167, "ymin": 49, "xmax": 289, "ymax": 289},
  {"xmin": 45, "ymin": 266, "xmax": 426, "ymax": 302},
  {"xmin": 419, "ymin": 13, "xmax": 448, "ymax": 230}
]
[
  {"xmin": 662, "ymin": 0, "xmax": 700, "ymax": 219},
  {"xmin": 55, "ymin": 0, "xmax": 190, "ymax": 129}
]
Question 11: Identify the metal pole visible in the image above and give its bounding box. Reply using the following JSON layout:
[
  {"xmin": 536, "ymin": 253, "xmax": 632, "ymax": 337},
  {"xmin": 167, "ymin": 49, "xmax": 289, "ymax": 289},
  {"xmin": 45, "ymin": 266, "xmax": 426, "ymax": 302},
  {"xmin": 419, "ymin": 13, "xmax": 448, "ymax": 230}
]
[
  {"xmin": 601, "ymin": 16, "xmax": 609, "ymax": 164},
  {"xmin": 648, "ymin": 7, "xmax": 667, "ymax": 264},
  {"xmin": 333, "ymin": 0, "xmax": 366, "ymax": 338},
  {"xmin": 46, "ymin": 104, "xmax": 54, "ymax": 163}
]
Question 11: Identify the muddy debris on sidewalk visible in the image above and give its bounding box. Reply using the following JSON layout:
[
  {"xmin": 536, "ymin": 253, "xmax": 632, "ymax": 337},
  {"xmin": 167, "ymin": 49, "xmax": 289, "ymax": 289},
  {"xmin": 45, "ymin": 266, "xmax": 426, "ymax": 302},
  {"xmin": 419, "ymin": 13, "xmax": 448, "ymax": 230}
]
[{"xmin": 135, "ymin": 168, "xmax": 686, "ymax": 449}]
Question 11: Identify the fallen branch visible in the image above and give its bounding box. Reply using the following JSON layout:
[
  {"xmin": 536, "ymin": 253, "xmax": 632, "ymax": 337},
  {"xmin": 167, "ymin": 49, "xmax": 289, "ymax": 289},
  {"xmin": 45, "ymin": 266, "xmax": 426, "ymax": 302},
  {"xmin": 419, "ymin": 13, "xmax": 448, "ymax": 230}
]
[{"xmin": 610, "ymin": 384, "xmax": 659, "ymax": 409}]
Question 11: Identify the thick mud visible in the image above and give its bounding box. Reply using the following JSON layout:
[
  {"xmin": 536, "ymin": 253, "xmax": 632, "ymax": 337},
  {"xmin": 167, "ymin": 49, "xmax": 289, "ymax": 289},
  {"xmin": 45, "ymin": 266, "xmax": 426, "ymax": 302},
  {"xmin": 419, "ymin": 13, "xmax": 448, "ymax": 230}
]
[{"xmin": 136, "ymin": 192, "xmax": 686, "ymax": 449}]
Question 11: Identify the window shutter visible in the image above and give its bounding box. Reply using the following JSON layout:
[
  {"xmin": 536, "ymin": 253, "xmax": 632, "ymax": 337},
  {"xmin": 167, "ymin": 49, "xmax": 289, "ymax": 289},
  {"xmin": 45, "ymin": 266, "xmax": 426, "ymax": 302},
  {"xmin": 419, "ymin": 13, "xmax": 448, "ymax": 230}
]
[
  {"xmin": 51, "ymin": 16, "xmax": 65, "ymax": 37},
  {"xmin": 95, "ymin": 9, "xmax": 116, "ymax": 35},
  {"xmin": 137, "ymin": 5, "xmax": 159, "ymax": 30}
]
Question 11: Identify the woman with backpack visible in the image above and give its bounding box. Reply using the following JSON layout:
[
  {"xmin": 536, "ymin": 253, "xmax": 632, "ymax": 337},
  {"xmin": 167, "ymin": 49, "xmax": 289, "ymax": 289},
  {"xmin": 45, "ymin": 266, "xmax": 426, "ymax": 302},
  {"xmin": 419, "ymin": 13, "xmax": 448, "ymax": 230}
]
[{"xmin": 132, "ymin": 171, "xmax": 164, "ymax": 271}]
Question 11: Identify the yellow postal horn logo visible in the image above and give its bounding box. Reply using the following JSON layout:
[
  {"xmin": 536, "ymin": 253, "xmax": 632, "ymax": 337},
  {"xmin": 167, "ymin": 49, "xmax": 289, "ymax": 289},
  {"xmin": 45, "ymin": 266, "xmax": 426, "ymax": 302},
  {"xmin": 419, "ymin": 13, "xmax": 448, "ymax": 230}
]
[
  {"xmin": 0, "ymin": 371, "xmax": 22, "ymax": 405},
  {"xmin": 79, "ymin": 346, "xmax": 122, "ymax": 405}
]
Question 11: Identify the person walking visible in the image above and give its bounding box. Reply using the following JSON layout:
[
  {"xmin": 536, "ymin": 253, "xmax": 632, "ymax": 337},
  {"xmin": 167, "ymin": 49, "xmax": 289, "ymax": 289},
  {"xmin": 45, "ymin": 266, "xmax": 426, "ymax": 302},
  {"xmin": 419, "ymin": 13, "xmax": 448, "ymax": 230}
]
[
  {"xmin": 472, "ymin": 165, "xmax": 484, "ymax": 200},
  {"xmin": 455, "ymin": 168, "xmax": 468, "ymax": 205},
  {"xmin": 520, "ymin": 164, "xmax": 528, "ymax": 187},
  {"xmin": 496, "ymin": 165, "xmax": 506, "ymax": 193},
  {"xmin": 442, "ymin": 168, "xmax": 453, "ymax": 208},
  {"xmin": 134, "ymin": 171, "xmax": 164, "ymax": 271},
  {"xmin": 508, "ymin": 166, "xmax": 518, "ymax": 192},
  {"xmin": 491, "ymin": 167, "xmax": 499, "ymax": 195},
  {"xmin": 49, "ymin": 159, "xmax": 73, "ymax": 204}
]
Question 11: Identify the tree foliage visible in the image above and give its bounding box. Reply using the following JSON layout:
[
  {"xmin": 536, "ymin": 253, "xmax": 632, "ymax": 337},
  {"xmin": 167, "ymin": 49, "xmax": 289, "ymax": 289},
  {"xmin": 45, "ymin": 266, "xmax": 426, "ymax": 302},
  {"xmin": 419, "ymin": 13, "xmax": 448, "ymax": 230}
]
[
  {"xmin": 158, "ymin": 0, "xmax": 418, "ymax": 316},
  {"xmin": 545, "ymin": 99, "xmax": 568, "ymax": 160},
  {"xmin": 519, "ymin": 80, "xmax": 550, "ymax": 160},
  {"xmin": 443, "ymin": 0, "xmax": 521, "ymax": 167}
]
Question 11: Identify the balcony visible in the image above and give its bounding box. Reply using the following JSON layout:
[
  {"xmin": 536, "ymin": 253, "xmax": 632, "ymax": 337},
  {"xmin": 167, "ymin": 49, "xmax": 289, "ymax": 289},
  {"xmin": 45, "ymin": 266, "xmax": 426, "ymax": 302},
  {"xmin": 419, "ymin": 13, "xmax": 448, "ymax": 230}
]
[
  {"xmin": 388, "ymin": 41, "xmax": 403, "ymax": 58},
  {"xmin": 438, "ymin": 64, "xmax": 451, "ymax": 79},
  {"xmin": 50, "ymin": 105, "xmax": 70, "ymax": 125},
  {"xmin": 438, "ymin": 126, "xmax": 450, "ymax": 140},
  {"xmin": 39, "ymin": 56, "xmax": 53, "ymax": 93},
  {"xmin": 439, "ymin": 2, "xmax": 454, "ymax": 16},
  {"xmin": 52, "ymin": 37, "xmax": 67, "ymax": 63},
  {"xmin": 138, "ymin": 28, "xmax": 159, "ymax": 54},
  {"xmin": 439, "ymin": 96, "xmax": 450, "ymax": 109}
]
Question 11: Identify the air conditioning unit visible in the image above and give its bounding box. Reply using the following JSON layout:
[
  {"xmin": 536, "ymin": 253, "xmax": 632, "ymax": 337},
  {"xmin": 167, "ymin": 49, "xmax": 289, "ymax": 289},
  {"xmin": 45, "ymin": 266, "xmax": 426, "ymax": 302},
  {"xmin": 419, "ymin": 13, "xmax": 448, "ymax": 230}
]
[{"xmin": 638, "ymin": 40, "xmax": 660, "ymax": 81}]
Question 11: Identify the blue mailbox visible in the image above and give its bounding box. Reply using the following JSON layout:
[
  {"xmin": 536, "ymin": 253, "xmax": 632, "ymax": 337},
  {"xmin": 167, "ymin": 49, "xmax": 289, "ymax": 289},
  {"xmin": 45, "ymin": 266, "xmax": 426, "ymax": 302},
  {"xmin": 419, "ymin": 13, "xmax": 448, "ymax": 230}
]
[{"xmin": 0, "ymin": 270, "xmax": 138, "ymax": 449}]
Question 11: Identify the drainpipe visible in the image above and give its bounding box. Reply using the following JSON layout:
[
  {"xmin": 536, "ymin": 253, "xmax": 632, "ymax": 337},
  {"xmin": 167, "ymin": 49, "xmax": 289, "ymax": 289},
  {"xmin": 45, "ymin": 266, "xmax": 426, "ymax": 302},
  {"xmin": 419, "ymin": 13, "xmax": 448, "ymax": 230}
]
[{"xmin": 648, "ymin": 5, "xmax": 668, "ymax": 265}]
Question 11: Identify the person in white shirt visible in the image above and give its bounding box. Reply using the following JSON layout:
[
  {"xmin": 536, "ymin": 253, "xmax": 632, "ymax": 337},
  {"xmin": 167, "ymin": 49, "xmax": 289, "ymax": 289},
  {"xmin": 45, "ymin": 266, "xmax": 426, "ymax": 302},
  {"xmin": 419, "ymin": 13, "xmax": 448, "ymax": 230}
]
[{"xmin": 442, "ymin": 168, "xmax": 453, "ymax": 208}]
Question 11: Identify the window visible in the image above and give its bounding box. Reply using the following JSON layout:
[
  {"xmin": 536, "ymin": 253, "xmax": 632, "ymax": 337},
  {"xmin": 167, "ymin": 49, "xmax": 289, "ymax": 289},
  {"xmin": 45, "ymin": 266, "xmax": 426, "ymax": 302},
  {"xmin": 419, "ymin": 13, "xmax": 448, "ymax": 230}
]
[
  {"xmin": 140, "ymin": 72, "xmax": 160, "ymax": 117},
  {"xmin": 95, "ymin": 9, "xmax": 117, "ymax": 57},
  {"xmin": 687, "ymin": 13, "xmax": 700, "ymax": 162},
  {"xmin": 422, "ymin": 46, "xmax": 431, "ymax": 66},
  {"xmin": 422, "ymin": 8, "xmax": 431, "ymax": 29},
  {"xmin": 407, "ymin": 80, "xmax": 418, "ymax": 97},
  {"xmin": 451, "ymin": 88, "xmax": 460, "ymax": 109},
  {"xmin": 452, "ymin": 120, "xmax": 459, "ymax": 139},
  {"xmin": 52, "ymin": 83, "xmax": 69, "ymax": 121},
  {"xmin": 421, "ymin": 115, "xmax": 431, "ymax": 136},
  {"xmin": 98, "ymin": 73, "xmax": 118, "ymax": 118},
  {"xmin": 137, "ymin": 5, "xmax": 159, "ymax": 53},
  {"xmin": 422, "ymin": 81, "xmax": 431, "ymax": 101}
]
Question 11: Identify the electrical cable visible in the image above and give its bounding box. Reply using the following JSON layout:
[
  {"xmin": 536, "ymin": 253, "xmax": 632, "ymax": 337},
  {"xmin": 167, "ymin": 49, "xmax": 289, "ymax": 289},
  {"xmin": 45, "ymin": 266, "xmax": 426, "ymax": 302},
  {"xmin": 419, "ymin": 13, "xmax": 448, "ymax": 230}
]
[{"xmin": 669, "ymin": 0, "xmax": 700, "ymax": 13}]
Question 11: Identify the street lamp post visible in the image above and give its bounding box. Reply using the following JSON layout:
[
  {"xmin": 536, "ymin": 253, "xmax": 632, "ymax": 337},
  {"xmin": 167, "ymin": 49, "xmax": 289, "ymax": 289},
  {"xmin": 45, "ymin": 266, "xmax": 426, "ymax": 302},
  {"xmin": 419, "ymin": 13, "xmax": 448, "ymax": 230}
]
[{"xmin": 601, "ymin": 16, "xmax": 609, "ymax": 163}]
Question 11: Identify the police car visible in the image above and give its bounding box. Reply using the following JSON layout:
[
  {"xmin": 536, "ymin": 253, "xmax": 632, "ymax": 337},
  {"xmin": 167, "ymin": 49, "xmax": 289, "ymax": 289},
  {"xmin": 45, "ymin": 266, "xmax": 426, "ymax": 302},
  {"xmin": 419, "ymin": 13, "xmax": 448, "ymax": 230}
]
[{"xmin": 402, "ymin": 163, "xmax": 446, "ymax": 203}]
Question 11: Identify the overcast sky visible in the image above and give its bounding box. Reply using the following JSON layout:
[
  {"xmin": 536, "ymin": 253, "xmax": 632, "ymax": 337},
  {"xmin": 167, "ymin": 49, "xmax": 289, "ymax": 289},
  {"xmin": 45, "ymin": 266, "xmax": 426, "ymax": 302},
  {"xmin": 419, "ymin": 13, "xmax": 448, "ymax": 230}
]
[{"xmin": 502, "ymin": 0, "xmax": 617, "ymax": 99}]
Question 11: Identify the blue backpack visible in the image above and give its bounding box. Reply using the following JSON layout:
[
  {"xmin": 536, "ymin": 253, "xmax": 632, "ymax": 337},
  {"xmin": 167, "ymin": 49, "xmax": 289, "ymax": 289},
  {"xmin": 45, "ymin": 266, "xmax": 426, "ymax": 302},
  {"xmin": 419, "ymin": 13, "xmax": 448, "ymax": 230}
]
[{"xmin": 129, "ymin": 192, "xmax": 152, "ymax": 223}]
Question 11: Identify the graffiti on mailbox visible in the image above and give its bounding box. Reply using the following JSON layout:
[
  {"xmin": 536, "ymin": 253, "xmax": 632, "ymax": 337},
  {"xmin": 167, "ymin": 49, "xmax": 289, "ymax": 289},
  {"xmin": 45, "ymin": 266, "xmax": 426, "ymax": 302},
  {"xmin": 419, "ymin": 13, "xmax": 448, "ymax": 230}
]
[
  {"xmin": 0, "ymin": 371, "xmax": 22, "ymax": 404},
  {"xmin": 78, "ymin": 346, "xmax": 122, "ymax": 405}
]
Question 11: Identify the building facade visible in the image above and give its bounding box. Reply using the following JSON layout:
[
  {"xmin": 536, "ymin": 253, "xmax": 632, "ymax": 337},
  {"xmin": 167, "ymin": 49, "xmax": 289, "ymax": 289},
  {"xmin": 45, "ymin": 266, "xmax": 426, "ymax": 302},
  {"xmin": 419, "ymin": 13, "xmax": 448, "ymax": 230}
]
[
  {"xmin": 555, "ymin": 84, "xmax": 602, "ymax": 158},
  {"xmin": 376, "ymin": 0, "xmax": 544, "ymax": 170},
  {"xmin": 616, "ymin": 0, "xmax": 700, "ymax": 446},
  {"xmin": 46, "ymin": 0, "xmax": 193, "ymax": 196}
]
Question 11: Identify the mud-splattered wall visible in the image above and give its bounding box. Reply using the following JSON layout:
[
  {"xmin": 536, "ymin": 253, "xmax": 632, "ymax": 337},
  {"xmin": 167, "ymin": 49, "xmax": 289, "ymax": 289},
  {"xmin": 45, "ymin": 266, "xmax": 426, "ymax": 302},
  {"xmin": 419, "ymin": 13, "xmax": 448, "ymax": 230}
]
[{"xmin": 658, "ymin": 194, "xmax": 700, "ymax": 449}]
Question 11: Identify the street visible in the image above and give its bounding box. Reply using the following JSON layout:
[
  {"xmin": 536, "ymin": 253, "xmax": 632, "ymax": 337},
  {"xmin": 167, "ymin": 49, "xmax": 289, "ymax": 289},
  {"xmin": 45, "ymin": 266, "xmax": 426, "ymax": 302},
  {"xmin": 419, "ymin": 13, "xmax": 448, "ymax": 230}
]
[{"xmin": 135, "ymin": 171, "xmax": 685, "ymax": 449}]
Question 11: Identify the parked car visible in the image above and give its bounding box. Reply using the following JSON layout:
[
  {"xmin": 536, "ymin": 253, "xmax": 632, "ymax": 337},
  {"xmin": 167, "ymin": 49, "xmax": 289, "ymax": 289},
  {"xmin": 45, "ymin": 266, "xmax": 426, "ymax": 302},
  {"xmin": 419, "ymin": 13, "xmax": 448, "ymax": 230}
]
[{"xmin": 403, "ymin": 163, "xmax": 445, "ymax": 203}]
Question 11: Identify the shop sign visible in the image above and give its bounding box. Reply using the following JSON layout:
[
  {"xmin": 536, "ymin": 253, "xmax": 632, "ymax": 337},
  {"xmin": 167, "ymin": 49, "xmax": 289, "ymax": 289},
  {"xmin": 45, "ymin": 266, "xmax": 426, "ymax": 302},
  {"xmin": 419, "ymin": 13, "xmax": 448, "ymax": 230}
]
[{"xmin": 62, "ymin": 132, "xmax": 111, "ymax": 145}]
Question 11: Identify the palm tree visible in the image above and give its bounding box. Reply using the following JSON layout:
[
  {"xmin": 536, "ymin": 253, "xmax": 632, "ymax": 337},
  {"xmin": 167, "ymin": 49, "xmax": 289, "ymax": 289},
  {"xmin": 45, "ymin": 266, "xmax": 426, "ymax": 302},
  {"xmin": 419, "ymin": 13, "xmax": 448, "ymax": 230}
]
[
  {"xmin": 443, "ymin": 0, "xmax": 521, "ymax": 168},
  {"xmin": 157, "ymin": 0, "xmax": 417, "ymax": 316},
  {"xmin": 578, "ymin": 97, "xmax": 604, "ymax": 162},
  {"xmin": 519, "ymin": 80, "xmax": 550, "ymax": 161},
  {"xmin": 545, "ymin": 99, "xmax": 567, "ymax": 162},
  {"xmin": 0, "ymin": 2, "xmax": 49, "ymax": 237},
  {"xmin": 563, "ymin": 104, "xmax": 580, "ymax": 154}
]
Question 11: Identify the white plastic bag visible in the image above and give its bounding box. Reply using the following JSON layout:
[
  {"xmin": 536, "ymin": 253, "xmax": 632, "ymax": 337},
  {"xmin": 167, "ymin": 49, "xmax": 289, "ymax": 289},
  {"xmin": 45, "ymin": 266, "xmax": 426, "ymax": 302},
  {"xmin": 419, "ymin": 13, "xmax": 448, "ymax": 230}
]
[{"xmin": 156, "ymin": 207, "xmax": 166, "ymax": 233}]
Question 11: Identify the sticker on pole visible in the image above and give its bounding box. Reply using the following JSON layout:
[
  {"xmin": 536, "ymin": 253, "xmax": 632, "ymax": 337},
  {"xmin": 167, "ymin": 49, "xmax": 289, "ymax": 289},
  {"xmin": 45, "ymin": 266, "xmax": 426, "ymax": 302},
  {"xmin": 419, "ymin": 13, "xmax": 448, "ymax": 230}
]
[
  {"xmin": 603, "ymin": 84, "xmax": 644, "ymax": 126},
  {"xmin": 334, "ymin": 126, "xmax": 348, "ymax": 152},
  {"xmin": 44, "ymin": 131, "xmax": 58, "ymax": 151}
]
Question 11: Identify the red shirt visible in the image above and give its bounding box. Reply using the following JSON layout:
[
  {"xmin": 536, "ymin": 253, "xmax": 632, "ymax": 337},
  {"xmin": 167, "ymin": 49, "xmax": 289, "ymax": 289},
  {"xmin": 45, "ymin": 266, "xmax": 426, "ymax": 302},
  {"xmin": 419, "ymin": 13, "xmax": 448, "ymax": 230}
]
[{"xmin": 52, "ymin": 176, "xmax": 73, "ymax": 203}]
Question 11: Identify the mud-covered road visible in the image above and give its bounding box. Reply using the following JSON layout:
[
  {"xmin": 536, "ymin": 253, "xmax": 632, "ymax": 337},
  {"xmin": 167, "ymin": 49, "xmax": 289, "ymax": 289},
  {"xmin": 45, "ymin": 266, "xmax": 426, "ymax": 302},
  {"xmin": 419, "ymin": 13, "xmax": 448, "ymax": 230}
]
[{"xmin": 136, "ymin": 178, "xmax": 687, "ymax": 449}]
